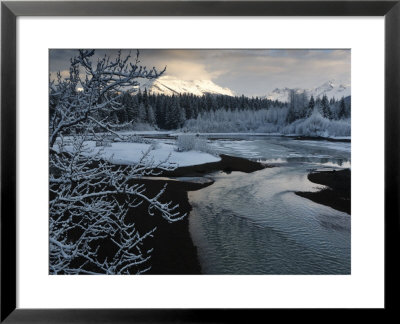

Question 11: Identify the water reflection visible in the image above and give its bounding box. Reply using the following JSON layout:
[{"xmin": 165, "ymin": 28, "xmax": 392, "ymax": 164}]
[{"xmin": 188, "ymin": 136, "xmax": 351, "ymax": 275}]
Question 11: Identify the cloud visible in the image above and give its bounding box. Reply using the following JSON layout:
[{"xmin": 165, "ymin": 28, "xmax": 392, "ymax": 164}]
[
  {"xmin": 49, "ymin": 49, "xmax": 350, "ymax": 97},
  {"xmin": 161, "ymin": 60, "xmax": 225, "ymax": 80}
]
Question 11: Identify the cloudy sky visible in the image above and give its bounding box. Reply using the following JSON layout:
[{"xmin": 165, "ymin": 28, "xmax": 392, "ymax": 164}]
[{"xmin": 50, "ymin": 49, "xmax": 350, "ymax": 97}]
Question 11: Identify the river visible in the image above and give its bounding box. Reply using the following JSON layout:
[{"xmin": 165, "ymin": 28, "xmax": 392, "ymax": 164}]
[{"xmin": 188, "ymin": 135, "xmax": 351, "ymax": 274}]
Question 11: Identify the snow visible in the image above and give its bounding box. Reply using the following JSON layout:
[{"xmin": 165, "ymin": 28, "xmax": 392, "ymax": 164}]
[
  {"xmin": 183, "ymin": 108, "xmax": 350, "ymax": 138},
  {"xmin": 170, "ymin": 132, "xmax": 282, "ymax": 137},
  {"xmin": 266, "ymin": 87, "xmax": 296, "ymax": 102},
  {"xmin": 141, "ymin": 176, "xmax": 214, "ymax": 184},
  {"xmin": 117, "ymin": 130, "xmax": 173, "ymax": 136},
  {"xmin": 281, "ymin": 112, "xmax": 351, "ymax": 138},
  {"xmin": 63, "ymin": 141, "xmax": 221, "ymax": 167},
  {"xmin": 266, "ymin": 80, "xmax": 351, "ymax": 102},
  {"xmin": 312, "ymin": 80, "xmax": 351, "ymax": 99},
  {"xmin": 141, "ymin": 75, "xmax": 235, "ymax": 97}
]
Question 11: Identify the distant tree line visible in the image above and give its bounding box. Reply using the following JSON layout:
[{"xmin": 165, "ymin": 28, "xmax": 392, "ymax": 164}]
[
  {"xmin": 95, "ymin": 89, "xmax": 284, "ymax": 130},
  {"xmin": 82, "ymin": 88, "xmax": 351, "ymax": 131},
  {"xmin": 286, "ymin": 90, "xmax": 351, "ymax": 124}
]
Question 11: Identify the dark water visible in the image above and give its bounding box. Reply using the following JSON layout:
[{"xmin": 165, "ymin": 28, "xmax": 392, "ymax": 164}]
[{"xmin": 188, "ymin": 136, "xmax": 351, "ymax": 274}]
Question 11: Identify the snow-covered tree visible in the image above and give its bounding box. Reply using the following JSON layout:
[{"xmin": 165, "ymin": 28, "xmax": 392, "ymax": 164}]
[
  {"xmin": 49, "ymin": 50, "xmax": 165, "ymax": 146},
  {"xmin": 182, "ymin": 104, "xmax": 350, "ymax": 137},
  {"xmin": 49, "ymin": 50, "xmax": 185, "ymax": 275}
]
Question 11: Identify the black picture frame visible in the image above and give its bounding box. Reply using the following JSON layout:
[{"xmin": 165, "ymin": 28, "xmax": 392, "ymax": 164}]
[{"xmin": 1, "ymin": 0, "xmax": 399, "ymax": 322}]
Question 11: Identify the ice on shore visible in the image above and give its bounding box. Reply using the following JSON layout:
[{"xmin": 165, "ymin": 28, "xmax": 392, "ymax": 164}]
[{"xmin": 62, "ymin": 141, "xmax": 220, "ymax": 167}]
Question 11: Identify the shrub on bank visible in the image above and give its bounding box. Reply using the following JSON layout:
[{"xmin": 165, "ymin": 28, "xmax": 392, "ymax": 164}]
[{"xmin": 176, "ymin": 134, "xmax": 214, "ymax": 154}]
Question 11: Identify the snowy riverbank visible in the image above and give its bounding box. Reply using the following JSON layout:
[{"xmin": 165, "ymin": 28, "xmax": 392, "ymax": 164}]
[{"xmin": 59, "ymin": 140, "xmax": 221, "ymax": 167}]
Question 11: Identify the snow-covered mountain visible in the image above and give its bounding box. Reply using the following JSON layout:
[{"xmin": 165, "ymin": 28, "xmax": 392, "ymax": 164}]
[
  {"xmin": 266, "ymin": 87, "xmax": 300, "ymax": 103},
  {"xmin": 312, "ymin": 80, "xmax": 351, "ymax": 99},
  {"xmin": 141, "ymin": 76, "xmax": 235, "ymax": 97},
  {"xmin": 266, "ymin": 80, "xmax": 351, "ymax": 102}
]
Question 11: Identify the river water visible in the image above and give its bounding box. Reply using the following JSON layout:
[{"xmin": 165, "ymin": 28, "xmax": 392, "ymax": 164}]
[{"xmin": 188, "ymin": 136, "xmax": 351, "ymax": 274}]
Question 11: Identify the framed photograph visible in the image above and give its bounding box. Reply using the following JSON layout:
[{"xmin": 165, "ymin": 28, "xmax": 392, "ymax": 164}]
[{"xmin": 1, "ymin": 0, "xmax": 399, "ymax": 322}]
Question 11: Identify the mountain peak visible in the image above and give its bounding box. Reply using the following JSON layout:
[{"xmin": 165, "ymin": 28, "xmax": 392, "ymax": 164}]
[
  {"xmin": 141, "ymin": 76, "xmax": 235, "ymax": 97},
  {"xmin": 266, "ymin": 80, "xmax": 350, "ymax": 102}
]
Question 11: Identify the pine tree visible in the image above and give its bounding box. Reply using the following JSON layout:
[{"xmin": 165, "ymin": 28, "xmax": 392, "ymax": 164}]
[
  {"xmin": 137, "ymin": 89, "xmax": 143, "ymax": 104},
  {"xmin": 308, "ymin": 95, "xmax": 315, "ymax": 117},
  {"xmin": 128, "ymin": 95, "xmax": 140, "ymax": 123},
  {"xmin": 286, "ymin": 90, "xmax": 296, "ymax": 124},
  {"xmin": 164, "ymin": 96, "xmax": 175, "ymax": 129},
  {"xmin": 138, "ymin": 102, "xmax": 147, "ymax": 122},
  {"xmin": 321, "ymin": 95, "xmax": 331, "ymax": 119},
  {"xmin": 147, "ymin": 105, "xmax": 156, "ymax": 125},
  {"xmin": 347, "ymin": 100, "xmax": 351, "ymax": 118},
  {"xmin": 299, "ymin": 91, "xmax": 308, "ymax": 118},
  {"xmin": 164, "ymin": 95, "xmax": 186, "ymax": 129},
  {"xmin": 338, "ymin": 97, "xmax": 346, "ymax": 119}
]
